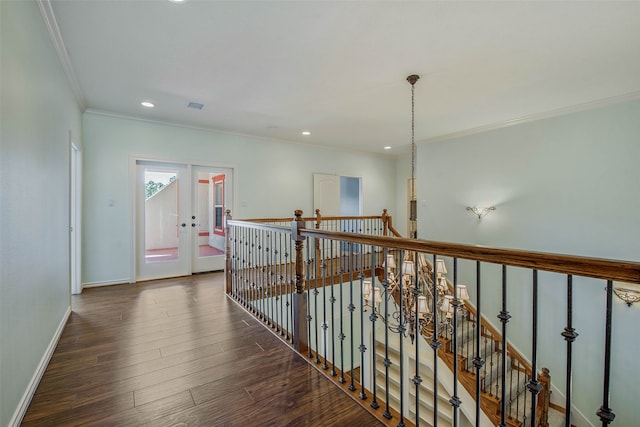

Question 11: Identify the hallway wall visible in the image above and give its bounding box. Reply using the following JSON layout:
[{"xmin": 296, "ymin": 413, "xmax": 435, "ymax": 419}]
[
  {"xmin": 0, "ymin": 2, "xmax": 83, "ymax": 425},
  {"xmin": 82, "ymin": 113, "xmax": 397, "ymax": 286},
  {"xmin": 416, "ymin": 98, "xmax": 640, "ymax": 426}
]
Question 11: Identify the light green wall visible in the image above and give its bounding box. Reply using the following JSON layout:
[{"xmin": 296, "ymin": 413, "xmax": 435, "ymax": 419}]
[
  {"xmin": 417, "ymin": 99, "xmax": 640, "ymax": 426},
  {"xmin": 0, "ymin": 1, "xmax": 82, "ymax": 425},
  {"xmin": 82, "ymin": 113, "xmax": 397, "ymax": 285}
]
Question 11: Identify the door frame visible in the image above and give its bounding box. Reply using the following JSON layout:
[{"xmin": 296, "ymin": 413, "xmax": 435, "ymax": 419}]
[
  {"xmin": 191, "ymin": 167, "xmax": 233, "ymax": 273},
  {"xmin": 70, "ymin": 137, "xmax": 82, "ymax": 294},
  {"xmin": 129, "ymin": 156, "xmax": 238, "ymax": 283}
]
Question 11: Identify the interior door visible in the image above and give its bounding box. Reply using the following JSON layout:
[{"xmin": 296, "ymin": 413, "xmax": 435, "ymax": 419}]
[
  {"xmin": 136, "ymin": 161, "xmax": 190, "ymax": 281},
  {"xmin": 313, "ymin": 173, "xmax": 340, "ymax": 216},
  {"xmin": 191, "ymin": 166, "xmax": 232, "ymax": 273}
]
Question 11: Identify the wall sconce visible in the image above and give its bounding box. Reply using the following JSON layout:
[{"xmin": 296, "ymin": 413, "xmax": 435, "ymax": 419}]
[
  {"xmin": 613, "ymin": 287, "xmax": 640, "ymax": 307},
  {"xmin": 467, "ymin": 206, "xmax": 495, "ymax": 219}
]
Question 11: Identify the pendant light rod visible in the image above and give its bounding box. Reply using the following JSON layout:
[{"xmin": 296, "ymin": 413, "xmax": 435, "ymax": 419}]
[{"xmin": 407, "ymin": 74, "xmax": 419, "ymax": 239}]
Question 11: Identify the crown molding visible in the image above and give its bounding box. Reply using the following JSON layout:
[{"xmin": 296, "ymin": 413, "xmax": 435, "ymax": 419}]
[
  {"xmin": 422, "ymin": 90, "xmax": 640, "ymax": 145},
  {"xmin": 84, "ymin": 109, "xmax": 393, "ymax": 159},
  {"xmin": 37, "ymin": 0, "xmax": 87, "ymax": 110}
]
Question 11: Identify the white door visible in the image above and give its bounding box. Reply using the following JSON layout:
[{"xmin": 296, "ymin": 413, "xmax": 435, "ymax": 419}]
[
  {"xmin": 191, "ymin": 166, "xmax": 232, "ymax": 273},
  {"xmin": 313, "ymin": 173, "xmax": 340, "ymax": 216},
  {"xmin": 136, "ymin": 161, "xmax": 190, "ymax": 281}
]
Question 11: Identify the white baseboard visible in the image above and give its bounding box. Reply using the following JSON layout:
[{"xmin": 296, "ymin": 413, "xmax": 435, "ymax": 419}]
[
  {"xmin": 82, "ymin": 278, "xmax": 130, "ymax": 289},
  {"xmin": 550, "ymin": 382, "xmax": 594, "ymax": 427},
  {"xmin": 8, "ymin": 306, "xmax": 71, "ymax": 427}
]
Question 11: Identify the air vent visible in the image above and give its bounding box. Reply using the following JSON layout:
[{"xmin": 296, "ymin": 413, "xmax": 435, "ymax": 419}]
[{"xmin": 187, "ymin": 101, "xmax": 204, "ymax": 110}]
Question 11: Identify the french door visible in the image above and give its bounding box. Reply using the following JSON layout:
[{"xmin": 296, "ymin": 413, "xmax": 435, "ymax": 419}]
[
  {"xmin": 135, "ymin": 161, "xmax": 232, "ymax": 281},
  {"xmin": 191, "ymin": 166, "xmax": 230, "ymax": 273}
]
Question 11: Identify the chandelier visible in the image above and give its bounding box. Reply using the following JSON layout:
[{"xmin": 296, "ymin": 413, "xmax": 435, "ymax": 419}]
[
  {"xmin": 362, "ymin": 75, "xmax": 470, "ymax": 342},
  {"xmin": 363, "ymin": 252, "xmax": 470, "ymax": 343}
]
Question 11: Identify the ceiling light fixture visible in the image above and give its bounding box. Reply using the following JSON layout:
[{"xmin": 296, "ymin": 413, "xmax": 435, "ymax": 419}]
[
  {"xmin": 141, "ymin": 101, "xmax": 155, "ymax": 108},
  {"xmin": 384, "ymin": 146, "xmax": 392, "ymax": 150},
  {"xmin": 407, "ymin": 74, "xmax": 419, "ymax": 239},
  {"xmin": 302, "ymin": 131, "xmax": 311, "ymax": 136}
]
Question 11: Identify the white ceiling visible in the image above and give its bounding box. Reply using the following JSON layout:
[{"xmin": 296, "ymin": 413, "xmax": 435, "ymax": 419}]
[{"xmin": 47, "ymin": 0, "xmax": 640, "ymax": 154}]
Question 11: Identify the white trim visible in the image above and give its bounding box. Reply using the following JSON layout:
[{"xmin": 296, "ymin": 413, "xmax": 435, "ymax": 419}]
[
  {"xmin": 549, "ymin": 383, "xmax": 594, "ymax": 427},
  {"xmin": 37, "ymin": 0, "xmax": 86, "ymax": 110},
  {"xmin": 70, "ymin": 138, "xmax": 82, "ymax": 295},
  {"xmin": 422, "ymin": 90, "xmax": 640, "ymax": 145},
  {"xmin": 8, "ymin": 307, "xmax": 71, "ymax": 427},
  {"xmin": 129, "ymin": 157, "xmax": 137, "ymax": 283},
  {"xmin": 82, "ymin": 279, "xmax": 131, "ymax": 289}
]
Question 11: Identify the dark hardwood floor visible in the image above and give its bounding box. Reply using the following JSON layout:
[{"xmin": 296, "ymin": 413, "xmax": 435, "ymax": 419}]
[{"xmin": 23, "ymin": 272, "xmax": 383, "ymax": 426}]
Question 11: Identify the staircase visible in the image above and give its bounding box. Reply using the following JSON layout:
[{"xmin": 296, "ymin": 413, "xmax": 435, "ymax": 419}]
[
  {"xmin": 437, "ymin": 310, "xmax": 567, "ymax": 427},
  {"xmin": 374, "ymin": 330, "xmax": 472, "ymax": 426}
]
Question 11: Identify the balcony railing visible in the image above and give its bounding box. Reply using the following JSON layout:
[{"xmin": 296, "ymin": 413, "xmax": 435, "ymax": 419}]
[{"xmin": 225, "ymin": 209, "xmax": 640, "ymax": 427}]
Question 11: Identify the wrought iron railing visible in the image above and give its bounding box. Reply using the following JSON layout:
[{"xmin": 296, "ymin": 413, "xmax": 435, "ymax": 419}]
[{"xmin": 225, "ymin": 210, "xmax": 640, "ymax": 427}]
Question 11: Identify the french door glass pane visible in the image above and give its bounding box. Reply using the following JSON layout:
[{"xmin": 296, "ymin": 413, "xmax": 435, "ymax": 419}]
[{"xmin": 144, "ymin": 170, "xmax": 178, "ymax": 263}]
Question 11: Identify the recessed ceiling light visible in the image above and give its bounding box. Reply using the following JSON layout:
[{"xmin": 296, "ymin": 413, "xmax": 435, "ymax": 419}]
[
  {"xmin": 168, "ymin": 0, "xmax": 187, "ymax": 3},
  {"xmin": 141, "ymin": 101, "xmax": 155, "ymax": 108},
  {"xmin": 302, "ymin": 131, "xmax": 311, "ymax": 136},
  {"xmin": 384, "ymin": 146, "xmax": 392, "ymax": 150}
]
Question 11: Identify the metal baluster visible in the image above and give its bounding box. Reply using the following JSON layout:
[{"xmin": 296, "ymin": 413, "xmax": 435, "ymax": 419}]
[
  {"xmin": 240, "ymin": 228, "xmax": 245, "ymax": 306},
  {"xmin": 251, "ymin": 231, "xmax": 256, "ymax": 314},
  {"xmin": 348, "ymin": 242, "xmax": 356, "ymax": 391},
  {"xmin": 431, "ymin": 253, "xmax": 441, "ymax": 426},
  {"xmin": 262, "ymin": 230, "xmax": 277, "ymax": 328},
  {"xmin": 527, "ymin": 270, "xmax": 542, "ymax": 426},
  {"xmin": 398, "ymin": 250, "xmax": 406, "ymax": 427},
  {"xmin": 516, "ymin": 360, "xmax": 521, "ymax": 421},
  {"xmin": 359, "ymin": 250, "xmax": 367, "ymax": 400},
  {"xmin": 285, "ymin": 238, "xmax": 291, "ymax": 341},
  {"xmin": 330, "ymin": 240, "xmax": 337, "ymax": 376},
  {"xmin": 268, "ymin": 232, "xmax": 275, "ymax": 331},
  {"xmin": 596, "ymin": 280, "xmax": 616, "ymax": 426},
  {"xmin": 483, "ymin": 335, "xmax": 489, "ymax": 393},
  {"xmin": 310, "ymin": 240, "xmax": 318, "ymax": 361},
  {"xmin": 245, "ymin": 228, "xmax": 251, "ymax": 311},
  {"xmin": 498, "ymin": 265, "xmax": 511, "ymax": 427},
  {"xmin": 561, "ymin": 275, "xmax": 578, "ymax": 427},
  {"xmin": 472, "ymin": 261, "xmax": 484, "ymax": 427},
  {"xmin": 276, "ymin": 233, "xmax": 282, "ymax": 335},
  {"xmin": 488, "ymin": 333, "xmax": 495, "ymax": 397},
  {"xmin": 382, "ymin": 248, "xmax": 393, "ymax": 420},
  {"xmin": 450, "ymin": 257, "xmax": 462, "ymax": 427},
  {"xmin": 338, "ymin": 243, "xmax": 346, "ymax": 384},
  {"xmin": 465, "ymin": 312, "xmax": 470, "ymax": 371},
  {"xmin": 370, "ymin": 245, "xmax": 380, "ymax": 410},
  {"xmin": 322, "ymin": 240, "xmax": 329, "ymax": 370},
  {"xmin": 413, "ymin": 252, "xmax": 423, "ymax": 426}
]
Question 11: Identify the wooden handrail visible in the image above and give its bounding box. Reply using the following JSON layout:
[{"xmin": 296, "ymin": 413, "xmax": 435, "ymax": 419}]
[
  {"xmin": 297, "ymin": 229, "xmax": 640, "ymax": 284},
  {"xmin": 227, "ymin": 219, "xmax": 290, "ymax": 234}
]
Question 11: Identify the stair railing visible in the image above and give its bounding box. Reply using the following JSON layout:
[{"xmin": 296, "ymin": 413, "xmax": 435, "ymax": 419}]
[{"xmin": 226, "ymin": 209, "xmax": 640, "ymax": 427}]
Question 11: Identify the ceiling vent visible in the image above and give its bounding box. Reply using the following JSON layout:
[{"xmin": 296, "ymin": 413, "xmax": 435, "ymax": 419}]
[{"xmin": 187, "ymin": 101, "xmax": 204, "ymax": 110}]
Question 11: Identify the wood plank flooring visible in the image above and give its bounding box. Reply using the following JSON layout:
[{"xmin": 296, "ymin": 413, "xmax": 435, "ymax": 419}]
[{"xmin": 23, "ymin": 273, "xmax": 383, "ymax": 426}]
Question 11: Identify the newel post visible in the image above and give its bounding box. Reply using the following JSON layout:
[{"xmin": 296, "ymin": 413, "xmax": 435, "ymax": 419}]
[
  {"xmin": 381, "ymin": 208, "xmax": 389, "ymax": 236},
  {"xmin": 225, "ymin": 209, "xmax": 232, "ymax": 294},
  {"xmin": 292, "ymin": 210, "xmax": 309, "ymax": 353}
]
